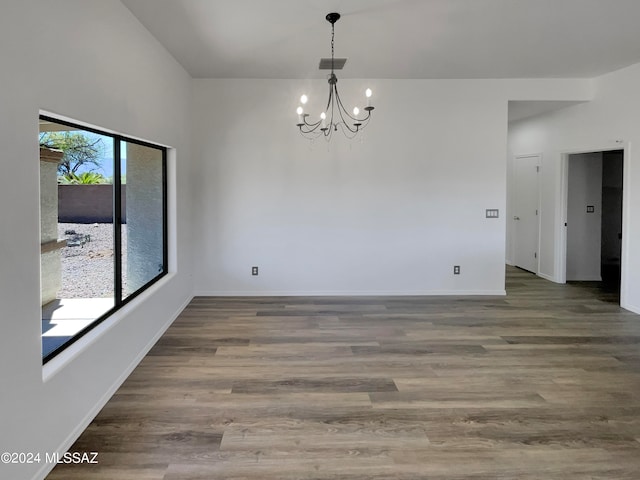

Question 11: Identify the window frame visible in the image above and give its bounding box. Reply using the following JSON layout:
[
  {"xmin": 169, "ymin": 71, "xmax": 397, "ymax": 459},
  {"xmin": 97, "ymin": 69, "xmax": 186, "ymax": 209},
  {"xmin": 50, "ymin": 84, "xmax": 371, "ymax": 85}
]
[{"xmin": 40, "ymin": 114, "xmax": 169, "ymax": 364}]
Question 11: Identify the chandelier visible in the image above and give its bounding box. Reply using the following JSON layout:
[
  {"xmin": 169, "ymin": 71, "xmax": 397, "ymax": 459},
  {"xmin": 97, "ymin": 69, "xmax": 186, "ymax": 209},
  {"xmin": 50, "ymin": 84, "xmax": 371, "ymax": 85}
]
[{"xmin": 296, "ymin": 13, "xmax": 374, "ymax": 140}]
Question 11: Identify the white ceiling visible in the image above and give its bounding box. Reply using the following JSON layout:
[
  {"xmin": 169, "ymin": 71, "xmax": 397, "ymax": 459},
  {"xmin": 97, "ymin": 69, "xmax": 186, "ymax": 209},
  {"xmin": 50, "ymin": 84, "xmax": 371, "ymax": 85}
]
[{"xmin": 121, "ymin": 0, "xmax": 640, "ymax": 80}]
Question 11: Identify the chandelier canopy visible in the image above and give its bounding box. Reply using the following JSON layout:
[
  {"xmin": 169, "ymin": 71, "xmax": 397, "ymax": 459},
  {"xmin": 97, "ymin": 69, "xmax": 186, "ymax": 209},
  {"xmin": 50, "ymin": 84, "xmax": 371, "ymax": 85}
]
[{"xmin": 296, "ymin": 13, "xmax": 374, "ymax": 140}]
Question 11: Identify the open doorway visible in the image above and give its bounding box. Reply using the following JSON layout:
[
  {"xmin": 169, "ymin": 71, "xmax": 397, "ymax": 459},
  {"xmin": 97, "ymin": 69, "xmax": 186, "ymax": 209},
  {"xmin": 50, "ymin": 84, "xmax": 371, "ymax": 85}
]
[{"xmin": 564, "ymin": 149, "xmax": 623, "ymax": 302}]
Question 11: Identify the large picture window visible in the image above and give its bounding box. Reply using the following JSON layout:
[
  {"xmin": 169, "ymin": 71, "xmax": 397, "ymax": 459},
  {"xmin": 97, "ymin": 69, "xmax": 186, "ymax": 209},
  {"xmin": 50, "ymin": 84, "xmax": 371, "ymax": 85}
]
[{"xmin": 39, "ymin": 116, "xmax": 167, "ymax": 363}]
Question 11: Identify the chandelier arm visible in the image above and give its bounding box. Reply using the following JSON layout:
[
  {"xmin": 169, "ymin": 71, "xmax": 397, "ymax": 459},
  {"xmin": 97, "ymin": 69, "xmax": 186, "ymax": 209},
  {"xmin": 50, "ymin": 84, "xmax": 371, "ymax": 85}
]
[
  {"xmin": 299, "ymin": 126, "xmax": 319, "ymax": 137},
  {"xmin": 299, "ymin": 128, "xmax": 322, "ymax": 139},
  {"xmin": 323, "ymin": 87, "xmax": 334, "ymax": 140},
  {"xmin": 329, "ymin": 84, "xmax": 336, "ymax": 131},
  {"xmin": 337, "ymin": 122, "xmax": 360, "ymax": 139},
  {"xmin": 323, "ymin": 83, "xmax": 334, "ymax": 132},
  {"xmin": 301, "ymin": 111, "xmax": 323, "ymax": 132},
  {"xmin": 352, "ymin": 110, "xmax": 372, "ymax": 132},
  {"xmin": 334, "ymin": 87, "xmax": 366, "ymax": 122},
  {"xmin": 359, "ymin": 112, "xmax": 373, "ymax": 130},
  {"xmin": 326, "ymin": 87, "xmax": 355, "ymax": 133},
  {"xmin": 358, "ymin": 119, "xmax": 369, "ymax": 132},
  {"xmin": 334, "ymin": 90, "xmax": 359, "ymax": 133},
  {"xmin": 298, "ymin": 120, "xmax": 322, "ymax": 136},
  {"xmin": 335, "ymin": 105, "xmax": 359, "ymax": 134},
  {"xmin": 300, "ymin": 126, "xmax": 321, "ymax": 136},
  {"xmin": 303, "ymin": 118, "xmax": 322, "ymax": 129},
  {"xmin": 325, "ymin": 82, "xmax": 334, "ymax": 113},
  {"xmin": 299, "ymin": 129, "xmax": 319, "ymax": 137}
]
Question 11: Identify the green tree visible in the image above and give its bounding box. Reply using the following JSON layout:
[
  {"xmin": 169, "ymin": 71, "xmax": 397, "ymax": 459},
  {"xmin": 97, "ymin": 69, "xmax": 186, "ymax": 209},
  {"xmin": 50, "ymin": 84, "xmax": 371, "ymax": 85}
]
[
  {"xmin": 57, "ymin": 172, "xmax": 109, "ymax": 185},
  {"xmin": 39, "ymin": 131, "xmax": 104, "ymax": 176}
]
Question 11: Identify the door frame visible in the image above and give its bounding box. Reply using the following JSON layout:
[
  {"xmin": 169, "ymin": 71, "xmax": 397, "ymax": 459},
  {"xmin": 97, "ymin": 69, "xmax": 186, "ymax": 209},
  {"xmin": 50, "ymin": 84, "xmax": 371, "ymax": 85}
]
[
  {"xmin": 559, "ymin": 143, "xmax": 630, "ymax": 307},
  {"xmin": 511, "ymin": 154, "xmax": 542, "ymax": 274}
]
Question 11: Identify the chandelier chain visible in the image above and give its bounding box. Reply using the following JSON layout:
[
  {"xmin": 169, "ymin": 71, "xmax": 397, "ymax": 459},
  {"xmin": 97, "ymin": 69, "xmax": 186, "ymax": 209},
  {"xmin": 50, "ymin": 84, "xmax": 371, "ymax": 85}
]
[{"xmin": 331, "ymin": 22, "xmax": 335, "ymax": 72}]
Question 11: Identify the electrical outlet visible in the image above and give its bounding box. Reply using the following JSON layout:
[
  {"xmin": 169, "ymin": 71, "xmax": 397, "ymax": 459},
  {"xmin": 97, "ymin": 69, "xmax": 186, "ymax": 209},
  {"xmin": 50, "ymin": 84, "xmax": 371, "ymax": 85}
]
[
  {"xmin": 251, "ymin": 266, "xmax": 259, "ymax": 276},
  {"xmin": 453, "ymin": 265, "xmax": 460, "ymax": 275}
]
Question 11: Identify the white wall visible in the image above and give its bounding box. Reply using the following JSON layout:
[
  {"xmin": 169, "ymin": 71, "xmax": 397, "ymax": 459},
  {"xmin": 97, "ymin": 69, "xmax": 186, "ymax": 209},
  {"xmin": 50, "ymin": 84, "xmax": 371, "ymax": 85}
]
[
  {"xmin": 508, "ymin": 62, "xmax": 640, "ymax": 313},
  {"xmin": 191, "ymin": 78, "xmax": 591, "ymax": 296},
  {"xmin": 0, "ymin": 2, "xmax": 193, "ymax": 479},
  {"xmin": 567, "ymin": 153, "xmax": 602, "ymax": 281}
]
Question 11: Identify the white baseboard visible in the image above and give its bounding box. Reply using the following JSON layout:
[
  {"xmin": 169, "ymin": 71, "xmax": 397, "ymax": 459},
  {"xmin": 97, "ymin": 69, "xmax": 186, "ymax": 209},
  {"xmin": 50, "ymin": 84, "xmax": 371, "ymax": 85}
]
[
  {"xmin": 33, "ymin": 294, "xmax": 193, "ymax": 480},
  {"xmin": 194, "ymin": 290, "xmax": 507, "ymax": 297},
  {"xmin": 621, "ymin": 302, "xmax": 640, "ymax": 315},
  {"xmin": 537, "ymin": 271, "xmax": 556, "ymax": 282}
]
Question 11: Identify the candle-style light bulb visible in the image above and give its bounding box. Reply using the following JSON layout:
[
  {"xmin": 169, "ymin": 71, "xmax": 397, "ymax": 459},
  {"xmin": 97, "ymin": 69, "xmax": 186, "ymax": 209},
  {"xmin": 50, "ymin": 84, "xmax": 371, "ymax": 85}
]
[
  {"xmin": 296, "ymin": 106, "xmax": 304, "ymax": 124},
  {"xmin": 300, "ymin": 94, "xmax": 308, "ymax": 105},
  {"xmin": 365, "ymin": 88, "xmax": 372, "ymax": 107},
  {"xmin": 353, "ymin": 107, "xmax": 360, "ymax": 116},
  {"xmin": 320, "ymin": 112, "xmax": 327, "ymax": 128}
]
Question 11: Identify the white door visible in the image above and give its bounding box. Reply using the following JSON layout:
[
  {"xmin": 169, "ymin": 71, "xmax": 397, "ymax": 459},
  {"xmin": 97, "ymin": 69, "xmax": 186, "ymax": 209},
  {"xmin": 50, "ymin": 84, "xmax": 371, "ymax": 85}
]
[{"xmin": 513, "ymin": 155, "xmax": 540, "ymax": 273}]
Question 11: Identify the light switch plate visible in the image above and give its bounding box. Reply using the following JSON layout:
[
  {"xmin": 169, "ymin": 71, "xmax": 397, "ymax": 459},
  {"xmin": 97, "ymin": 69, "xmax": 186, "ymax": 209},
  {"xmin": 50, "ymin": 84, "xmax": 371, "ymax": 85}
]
[{"xmin": 486, "ymin": 209, "xmax": 499, "ymax": 218}]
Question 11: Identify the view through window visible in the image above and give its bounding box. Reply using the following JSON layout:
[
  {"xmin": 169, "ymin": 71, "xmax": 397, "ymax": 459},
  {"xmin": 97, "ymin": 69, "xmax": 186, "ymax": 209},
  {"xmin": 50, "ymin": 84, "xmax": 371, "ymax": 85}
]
[{"xmin": 39, "ymin": 116, "xmax": 167, "ymax": 362}]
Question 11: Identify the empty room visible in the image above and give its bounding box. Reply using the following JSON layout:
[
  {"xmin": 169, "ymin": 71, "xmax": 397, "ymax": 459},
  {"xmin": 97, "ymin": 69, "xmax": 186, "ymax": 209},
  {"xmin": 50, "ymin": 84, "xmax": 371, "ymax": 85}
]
[{"xmin": 2, "ymin": 1, "xmax": 640, "ymax": 479}]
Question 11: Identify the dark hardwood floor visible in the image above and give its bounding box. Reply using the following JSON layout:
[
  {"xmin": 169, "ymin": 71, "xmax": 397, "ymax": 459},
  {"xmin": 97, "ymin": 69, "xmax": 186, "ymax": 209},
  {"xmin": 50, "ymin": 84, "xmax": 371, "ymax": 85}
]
[{"xmin": 46, "ymin": 266, "xmax": 640, "ymax": 479}]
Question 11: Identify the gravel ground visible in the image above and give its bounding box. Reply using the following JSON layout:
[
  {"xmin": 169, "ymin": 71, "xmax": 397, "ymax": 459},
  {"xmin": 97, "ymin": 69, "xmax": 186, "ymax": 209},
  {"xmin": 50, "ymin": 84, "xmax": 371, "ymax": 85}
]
[{"xmin": 58, "ymin": 223, "xmax": 127, "ymax": 298}]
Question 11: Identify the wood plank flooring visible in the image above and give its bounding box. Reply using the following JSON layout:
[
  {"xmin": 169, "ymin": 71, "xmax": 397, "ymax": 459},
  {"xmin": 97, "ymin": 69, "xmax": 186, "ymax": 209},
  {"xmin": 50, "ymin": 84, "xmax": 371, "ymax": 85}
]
[{"xmin": 46, "ymin": 267, "xmax": 640, "ymax": 479}]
